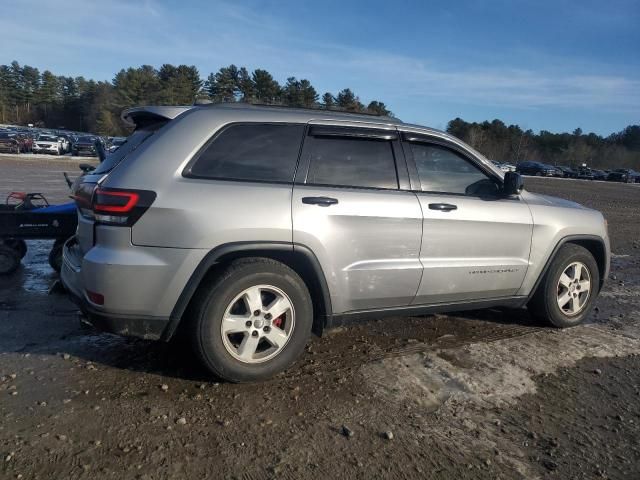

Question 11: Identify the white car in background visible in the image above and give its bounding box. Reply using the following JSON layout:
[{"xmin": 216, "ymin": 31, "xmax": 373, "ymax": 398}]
[
  {"xmin": 491, "ymin": 160, "xmax": 517, "ymax": 172},
  {"xmin": 32, "ymin": 134, "xmax": 62, "ymax": 155},
  {"xmin": 57, "ymin": 135, "xmax": 70, "ymax": 153}
]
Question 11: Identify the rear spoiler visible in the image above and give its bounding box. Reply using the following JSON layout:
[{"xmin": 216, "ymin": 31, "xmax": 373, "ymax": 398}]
[{"xmin": 121, "ymin": 106, "xmax": 193, "ymax": 129}]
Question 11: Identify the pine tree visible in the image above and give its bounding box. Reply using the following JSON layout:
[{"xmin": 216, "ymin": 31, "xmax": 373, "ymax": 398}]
[
  {"xmin": 283, "ymin": 77, "xmax": 317, "ymax": 107},
  {"xmin": 298, "ymin": 79, "xmax": 318, "ymax": 107},
  {"xmin": 158, "ymin": 64, "xmax": 202, "ymax": 104},
  {"xmin": 112, "ymin": 65, "xmax": 161, "ymax": 107},
  {"xmin": 252, "ymin": 69, "xmax": 281, "ymax": 104},
  {"xmin": 336, "ymin": 88, "xmax": 364, "ymax": 112},
  {"xmin": 237, "ymin": 67, "xmax": 255, "ymax": 102},
  {"xmin": 206, "ymin": 65, "xmax": 239, "ymax": 102},
  {"xmin": 322, "ymin": 92, "xmax": 335, "ymax": 109},
  {"xmin": 366, "ymin": 101, "xmax": 391, "ymax": 116}
]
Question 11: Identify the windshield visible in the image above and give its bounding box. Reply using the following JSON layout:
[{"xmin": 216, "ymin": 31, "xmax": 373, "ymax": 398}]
[
  {"xmin": 38, "ymin": 135, "xmax": 58, "ymax": 142},
  {"xmin": 93, "ymin": 123, "xmax": 164, "ymax": 174},
  {"xmin": 77, "ymin": 136, "xmax": 95, "ymax": 142}
]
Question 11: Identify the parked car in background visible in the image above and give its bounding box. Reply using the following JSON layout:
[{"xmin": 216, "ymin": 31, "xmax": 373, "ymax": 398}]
[
  {"xmin": 607, "ymin": 169, "xmax": 640, "ymax": 183},
  {"xmin": 492, "ymin": 161, "xmax": 516, "ymax": 172},
  {"xmin": 0, "ymin": 132, "xmax": 32, "ymax": 153},
  {"xmin": 557, "ymin": 166, "xmax": 577, "ymax": 178},
  {"xmin": 61, "ymin": 103, "xmax": 610, "ymax": 382},
  {"xmin": 19, "ymin": 133, "xmax": 33, "ymax": 152},
  {"xmin": 72, "ymin": 136, "xmax": 100, "ymax": 157},
  {"xmin": 32, "ymin": 134, "xmax": 62, "ymax": 155},
  {"xmin": 591, "ymin": 169, "xmax": 607, "ymax": 181},
  {"xmin": 516, "ymin": 161, "xmax": 556, "ymax": 176},
  {"xmin": 577, "ymin": 167, "xmax": 594, "ymax": 180},
  {"xmin": 57, "ymin": 133, "xmax": 73, "ymax": 154}
]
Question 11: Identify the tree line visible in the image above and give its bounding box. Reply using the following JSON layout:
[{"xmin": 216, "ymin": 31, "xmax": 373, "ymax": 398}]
[
  {"xmin": 0, "ymin": 60, "xmax": 638, "ymax": 169},
  {"xmin": 447, "ymin": 118, "xmax": 640, "ymax": 170},
  {"xmin": 0, "ymin": 61, "xmax": 390, "ymax": 136}
]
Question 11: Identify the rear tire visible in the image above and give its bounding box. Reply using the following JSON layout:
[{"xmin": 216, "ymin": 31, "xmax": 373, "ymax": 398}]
[
  {"xmin": 0, "ymin": 245, "xmax": 21, "ymax": 275},
  {"xmin": 528, "ymin": 244, "xmax": 599, "ymax": 328},
  {"xmin": 190, "ymin": 258, "xmax": 313, "ymax": 382}
]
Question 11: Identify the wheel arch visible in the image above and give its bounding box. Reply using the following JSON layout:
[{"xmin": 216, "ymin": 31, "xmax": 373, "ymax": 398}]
[
  {"xmin": 528, "ymin": 234, "xmax": 608, "ymax": 301},
  {"xmin": 162, "ymin": 242, "xmax": 332, "ymax": 341}
]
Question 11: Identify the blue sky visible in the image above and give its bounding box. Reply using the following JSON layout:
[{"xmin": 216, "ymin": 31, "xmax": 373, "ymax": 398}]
[{"xmin": 1, "ymin": 0, "xmax": 638, "ymax": 135}]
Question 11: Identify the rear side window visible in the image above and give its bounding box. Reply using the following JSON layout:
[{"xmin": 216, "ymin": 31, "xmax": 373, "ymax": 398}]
[
  {"xmin": 305, "ymin": 137, "xmax": 398, "ymax": 189},
  {"xmin": 188, "ymin": 124, "xmax": 304, "ymax": 183}
]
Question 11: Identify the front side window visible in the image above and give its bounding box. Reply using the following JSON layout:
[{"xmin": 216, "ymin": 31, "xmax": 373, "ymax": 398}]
[
  {"xmin": 306, "ymin": 136, "xmax": 398, "ymax": 189},
  {"xmin": 409, "ymin": 143, "xmax": 498, "ymax": 196},
  {"xmin": 189, "ymin": 124, "xmax": 305, "ymax": 183}
]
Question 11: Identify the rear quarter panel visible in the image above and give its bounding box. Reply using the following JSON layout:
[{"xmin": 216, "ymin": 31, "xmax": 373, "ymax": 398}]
[{"xmin": 102, "ymin": 108, "xmax": 296, "ymax": 249}]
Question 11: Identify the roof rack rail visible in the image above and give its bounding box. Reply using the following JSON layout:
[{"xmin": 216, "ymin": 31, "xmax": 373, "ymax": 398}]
[{"xmin": 201, "ymin": 101, "xmax": 400, "ymax": 122}]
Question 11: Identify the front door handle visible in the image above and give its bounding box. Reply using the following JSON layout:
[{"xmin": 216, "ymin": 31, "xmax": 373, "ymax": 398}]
[
  {"xmin": 302, "ymin": 196, "xmax": 339, "ymax": 207},
  {"xmin": 428, "ymin": 203, "xmax": 457, "ymax": 212}
]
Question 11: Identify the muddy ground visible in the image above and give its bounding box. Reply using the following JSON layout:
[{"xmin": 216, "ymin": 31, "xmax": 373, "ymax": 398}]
[{"xmin": 1, "ymin": 157, "xmax": 639, "ymax": 479}]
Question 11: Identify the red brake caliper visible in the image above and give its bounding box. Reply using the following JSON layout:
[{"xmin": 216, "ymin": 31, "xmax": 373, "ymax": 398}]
[{"xmin": 272, "ymin": 314, "xmax": 284, "ymax": 328}]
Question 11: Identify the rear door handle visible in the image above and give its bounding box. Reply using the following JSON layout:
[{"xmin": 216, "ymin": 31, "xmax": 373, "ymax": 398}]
[
  {"xmin": 428, "ymin": 203, "xmax": 457, "ymax": 212},
  {"xmin": 302, "ymin": 196, "xmax": 339, "ymax": 207}
]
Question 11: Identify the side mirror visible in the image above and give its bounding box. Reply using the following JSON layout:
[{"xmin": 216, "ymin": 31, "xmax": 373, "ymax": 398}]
[{"xmin": 503, "ymin": 171, "xmax": 524, "ymax": 196}]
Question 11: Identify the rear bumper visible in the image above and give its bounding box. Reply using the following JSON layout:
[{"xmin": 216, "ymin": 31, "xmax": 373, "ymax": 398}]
[
  {"xmin": 61, "ymin": 237, "xmax": 170, "ymax": 340},
  {"xmin": 63, "ymin": 285, "xmax": 169, "ymax": 340},
  {"xmin": 60, "ymin": 232, "xmax": 208, "ymax": 340}
]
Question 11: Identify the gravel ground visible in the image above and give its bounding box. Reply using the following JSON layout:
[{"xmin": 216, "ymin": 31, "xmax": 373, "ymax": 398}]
[{"xmin": 0, "ymin": 158, "xmax": 639, "ymax": 479}]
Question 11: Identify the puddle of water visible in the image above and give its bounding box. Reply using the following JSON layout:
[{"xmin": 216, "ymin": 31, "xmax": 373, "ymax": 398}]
[{"xmin": 0, "ymin": 240, "xmax": 58, "ymax": 294}]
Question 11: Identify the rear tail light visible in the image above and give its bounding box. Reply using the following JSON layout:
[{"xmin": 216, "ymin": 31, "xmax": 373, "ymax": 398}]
[
  {"xmin": 86, "ymin": 290, "xmax": 104, "ymax": 305},
  {"xmin": 94, "ymin": 189, "xmax": 139, "ymax": 213},
  {"xmin": 72, "ymin": 184, "xmax": 155, "ymax": 226},
  {"xmin": 92, "ymin": 188, "xmax": 156, "ymax": 226}
]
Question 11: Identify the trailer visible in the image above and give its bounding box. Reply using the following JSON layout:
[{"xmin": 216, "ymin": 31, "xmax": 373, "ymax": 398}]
[{"xmin": 0, "ymin": 192, "xmax": 77, "ymax": 274}]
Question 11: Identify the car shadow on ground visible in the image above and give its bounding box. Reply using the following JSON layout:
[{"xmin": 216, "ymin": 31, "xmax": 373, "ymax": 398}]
[
  {"xmin": 35, "ymin": 298, "xmax": 545, "ymax": 384},
  {"xmin": 1, "ymin": 241, "xmax": 545, "ymax": 383}
]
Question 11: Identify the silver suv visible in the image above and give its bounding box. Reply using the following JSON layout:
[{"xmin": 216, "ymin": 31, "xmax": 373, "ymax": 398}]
[{"xmin": 61, "ymin": 104, "xmax": 610, "ymax": 382}]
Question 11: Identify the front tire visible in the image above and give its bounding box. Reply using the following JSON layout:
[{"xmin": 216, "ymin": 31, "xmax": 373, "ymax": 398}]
[
  {"xmin": 190, "ymin": 258, "xmax": 313, "ymax": 382},
  {"xmin": 528, "ymin": 244, "xmax": 599, "ymax": 327}
]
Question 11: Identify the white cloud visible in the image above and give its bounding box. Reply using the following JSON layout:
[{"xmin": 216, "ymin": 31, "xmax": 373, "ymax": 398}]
[{"xmin": 1, "ymin": 0, "xmax": 638, "ymax": 116}]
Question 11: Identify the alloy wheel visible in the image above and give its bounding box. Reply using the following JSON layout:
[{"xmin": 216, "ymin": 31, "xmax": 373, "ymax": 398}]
[
  {"xmin": 220, "ymin": 284, "xmax": 295, "ymax": 363},
  {"xmin": 556, "ymin": 261, "xmax": 591, "ymax": 316}
]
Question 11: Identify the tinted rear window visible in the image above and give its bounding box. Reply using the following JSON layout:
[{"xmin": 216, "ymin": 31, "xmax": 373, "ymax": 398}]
[
  {"xmin": 188, "ymin": 124, "xmax": 304, "ymax": 183},
  {"xmin": 92, "ymin": 127, "xmax": 159, "ymax": 174}
]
